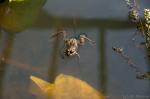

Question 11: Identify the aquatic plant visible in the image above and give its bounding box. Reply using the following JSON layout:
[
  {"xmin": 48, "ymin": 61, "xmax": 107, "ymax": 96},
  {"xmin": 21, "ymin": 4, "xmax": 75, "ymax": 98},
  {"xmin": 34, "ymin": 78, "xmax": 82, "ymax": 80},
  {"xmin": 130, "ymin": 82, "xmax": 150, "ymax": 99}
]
[
  {"xmin": 136, "ymin": 72, "xmax": 150, "ymax": 80},
  {"xmin": 112, "ymin": 46, "xmax": 150, "ymax": 80},
  {"xmin": 125, "ymin": 0, "xmax": 140, "ymax": 23},
  {"xmin": 30, "ymin": 74, "xmax": 105, "ymax": 99},
  {"xmin": 112, "ymin": 47, "xmax": 141, "ymax": 73},
  {"xmin": 144, "ymin": 9, "xmax": 150, "ymax": 26},
  {"xmin": 125, "ymin": 0, "xmax": 146, "ymax": 42},
  {"xmin": 144, "ymin": 9, "xmax": 150, "ymax": 48}
]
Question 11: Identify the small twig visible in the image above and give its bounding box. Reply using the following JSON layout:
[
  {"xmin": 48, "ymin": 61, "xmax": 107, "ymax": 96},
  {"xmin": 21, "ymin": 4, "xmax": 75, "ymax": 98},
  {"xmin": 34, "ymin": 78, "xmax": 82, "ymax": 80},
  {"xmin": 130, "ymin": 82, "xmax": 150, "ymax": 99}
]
[{"xmin": 112, "ymin": 47, "xmax": 142, "ymax": 73}]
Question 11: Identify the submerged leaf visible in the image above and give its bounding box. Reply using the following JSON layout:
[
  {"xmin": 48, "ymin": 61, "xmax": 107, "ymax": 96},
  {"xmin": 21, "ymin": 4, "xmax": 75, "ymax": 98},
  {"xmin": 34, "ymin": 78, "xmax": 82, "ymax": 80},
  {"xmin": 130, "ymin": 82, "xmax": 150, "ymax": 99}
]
[
  {"xmin": 30, "ymin": 74, "xmax": 105, "ymax": 99},
  {"xmin": 0, "ymin": 0, "xmax": 46, "ymax": 33},
  {"xmin": 30, "ymin": 76, "xmax": 54, "ymax": 93}
]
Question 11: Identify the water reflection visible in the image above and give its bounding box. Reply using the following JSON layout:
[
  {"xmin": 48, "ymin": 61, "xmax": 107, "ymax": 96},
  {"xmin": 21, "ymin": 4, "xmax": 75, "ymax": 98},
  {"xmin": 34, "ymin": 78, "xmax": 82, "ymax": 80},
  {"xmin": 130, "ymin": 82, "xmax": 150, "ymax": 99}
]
[{"xmin": 0, "ymin": 0, "xmax": 149, "ymax": 99}]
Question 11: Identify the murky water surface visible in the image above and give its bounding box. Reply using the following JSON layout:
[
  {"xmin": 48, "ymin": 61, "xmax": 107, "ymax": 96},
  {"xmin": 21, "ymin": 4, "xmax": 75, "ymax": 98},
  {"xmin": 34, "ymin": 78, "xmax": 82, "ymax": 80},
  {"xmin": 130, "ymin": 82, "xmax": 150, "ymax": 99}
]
[{"xmin": 0, "ymin": 0, "xmax": 150, "ymax": 99}]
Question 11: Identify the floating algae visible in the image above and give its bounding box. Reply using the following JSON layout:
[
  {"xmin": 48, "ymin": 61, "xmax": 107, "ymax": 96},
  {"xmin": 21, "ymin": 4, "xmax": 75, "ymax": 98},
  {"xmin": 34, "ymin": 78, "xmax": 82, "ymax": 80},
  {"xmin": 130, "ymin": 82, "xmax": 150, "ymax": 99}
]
[{"xmin": 30, "ymin": 74, "xmax": 105, "ymax": 99}]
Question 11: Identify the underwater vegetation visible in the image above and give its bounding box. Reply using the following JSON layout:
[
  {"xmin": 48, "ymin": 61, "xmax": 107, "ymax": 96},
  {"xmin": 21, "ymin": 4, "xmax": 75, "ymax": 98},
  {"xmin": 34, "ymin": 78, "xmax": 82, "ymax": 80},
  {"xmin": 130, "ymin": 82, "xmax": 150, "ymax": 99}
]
[
  {"xmin": 113, "ymin": 0, "xmax": 150, "ymax": 80},
  {"xmin": 144, "ymin": 9, "xmax": 150, "ymax": 48},
  {"xmin": 136, "ymin": 71, "xmax": 150, "ymax": 80},
  {"xmin": 125, "ymin": 0, "xmax": 140, "ymax": 24},
  {"xmin": 0, "ymin": 0, "xmax": 46, "ymax": 33},
  {"xmin": 30, "ymin": 74, "xmax": 105, "ymax": 99},
  {"xmin": 125, "ymin": 0, "xmax": 145, "ymax": 39},
  {"xmin": 113, "ymin": 46, "xmax": 150, "ymax": 79},
  {"xmin": 125, "ymin": 0, "xmax": 150, "ymax": 48},
  {"xmin": 0, "ymin": 0, "xmax": 149, "ymax": 98}
]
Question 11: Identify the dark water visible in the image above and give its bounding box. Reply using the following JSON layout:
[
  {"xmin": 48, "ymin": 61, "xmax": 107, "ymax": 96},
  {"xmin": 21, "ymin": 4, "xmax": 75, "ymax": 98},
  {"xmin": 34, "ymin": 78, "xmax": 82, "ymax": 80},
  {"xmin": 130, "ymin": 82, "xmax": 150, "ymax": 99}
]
[{"xmin": 0, "ymin": 0, "xmax": 150, "ymax": 99}]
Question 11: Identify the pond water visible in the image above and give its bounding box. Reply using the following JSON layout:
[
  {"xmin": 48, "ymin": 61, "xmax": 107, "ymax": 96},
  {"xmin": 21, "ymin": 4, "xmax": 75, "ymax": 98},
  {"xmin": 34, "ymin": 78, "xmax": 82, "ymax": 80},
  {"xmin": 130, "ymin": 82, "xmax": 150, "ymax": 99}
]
[{"xmin": 0, "ymin": 0, "xmax": 150, "ymax": 99}]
